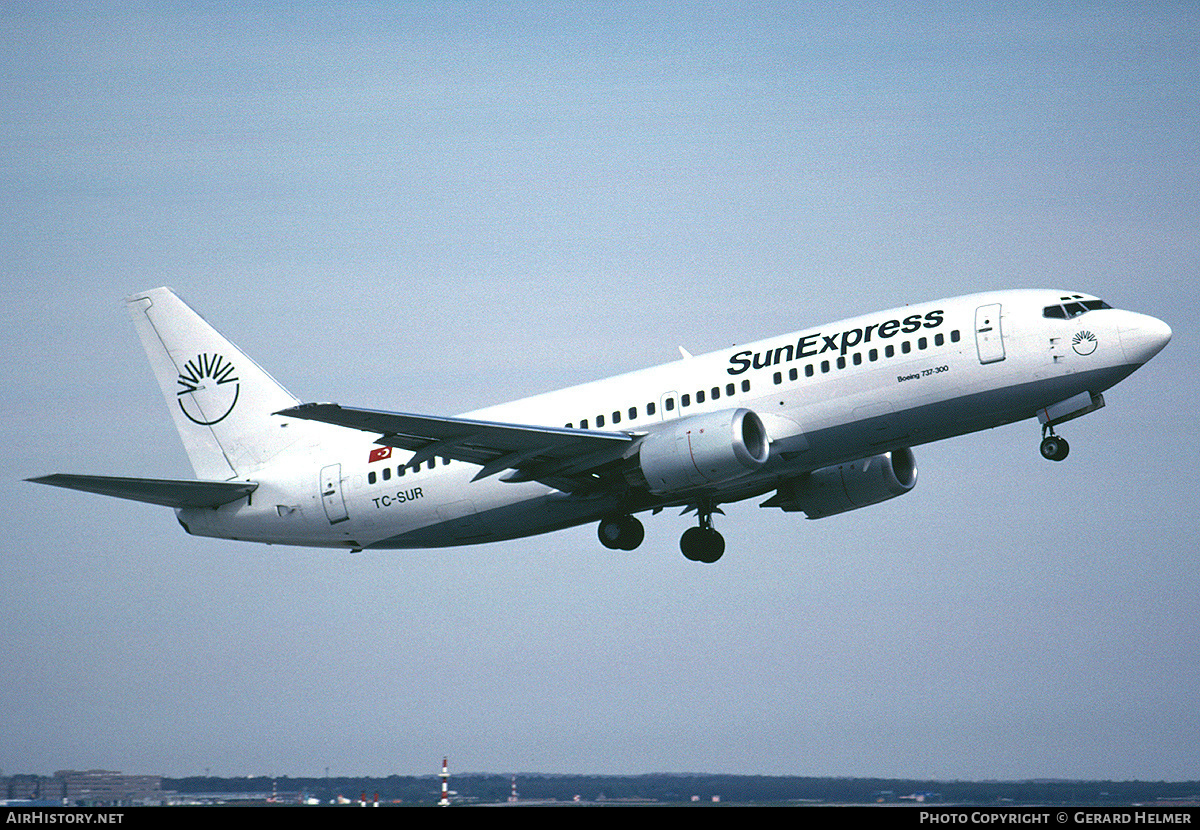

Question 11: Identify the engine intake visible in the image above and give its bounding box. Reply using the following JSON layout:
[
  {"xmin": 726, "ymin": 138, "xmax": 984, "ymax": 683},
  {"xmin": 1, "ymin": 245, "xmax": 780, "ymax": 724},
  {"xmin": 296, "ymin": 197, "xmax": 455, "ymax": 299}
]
[
  {"xmin": 762, "ymin": 448, "xmax": 917, "ymax": 518},
  {"xmin": 628, "ymin": 408, "xmax": 769, "ymax": 494}
]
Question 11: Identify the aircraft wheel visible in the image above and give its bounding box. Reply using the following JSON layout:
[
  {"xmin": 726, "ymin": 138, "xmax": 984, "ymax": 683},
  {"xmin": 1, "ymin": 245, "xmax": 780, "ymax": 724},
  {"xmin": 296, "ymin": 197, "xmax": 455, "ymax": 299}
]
[
  {"xmin": 698, "ymin": 529, "xmax": 725, "ymax": 563},
  {"xmin": 1053, "ymin": 437, "xmax": 1070, "ymax": 461},
  {"xmin": 680, "ymin": 526, "xmax": 724, "ymax": 563},
  {"xmin": 598, "ymin": 517, "xmax": 624, "ymax": 549},
  {"xmin": 1040, "ymin": 435, "xmax": 1070, "ymax": 462},
  {"xmin": 617, "ymin": 516, "xmax": 644, "ymax": 551},
  {"xmin": 598, "ymin": 515, "xmax": 644, "ymax": 551}
]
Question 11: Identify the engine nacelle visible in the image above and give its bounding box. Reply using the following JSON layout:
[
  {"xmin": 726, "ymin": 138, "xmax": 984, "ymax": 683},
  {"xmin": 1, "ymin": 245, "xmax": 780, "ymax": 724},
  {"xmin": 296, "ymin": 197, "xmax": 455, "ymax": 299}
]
[
  {"xmin": 628, "ymin": 408, "xmax": 769, "ymax": 494},
  {"xmin": 762, "ymin": 448, "xmax": 917, "ymax": 519}
]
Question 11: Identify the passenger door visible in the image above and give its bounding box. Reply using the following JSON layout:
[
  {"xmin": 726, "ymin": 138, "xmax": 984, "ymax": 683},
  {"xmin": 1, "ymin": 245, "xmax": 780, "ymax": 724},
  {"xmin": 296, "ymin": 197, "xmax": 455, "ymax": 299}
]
[
  {"xmin": 320, "ymin": 463, "xmax": 349, "ymax": 524},
  {"xmin": 975, "ymin": 304, "xmax": 1006, "ymax": 364}
]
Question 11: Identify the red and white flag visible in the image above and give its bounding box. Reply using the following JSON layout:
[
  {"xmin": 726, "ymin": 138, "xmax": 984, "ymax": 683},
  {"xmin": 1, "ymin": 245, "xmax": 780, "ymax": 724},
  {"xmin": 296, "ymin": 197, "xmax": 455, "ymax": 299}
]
[{"xmin": 368, "ymin": 446, "xmax": 392, "ymax": 463}]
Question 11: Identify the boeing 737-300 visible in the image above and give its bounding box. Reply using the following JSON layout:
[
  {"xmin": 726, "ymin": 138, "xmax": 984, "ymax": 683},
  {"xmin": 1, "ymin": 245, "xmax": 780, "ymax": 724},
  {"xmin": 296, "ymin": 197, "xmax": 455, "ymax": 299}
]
[{"xmin": 29, "ymin": 288, "xmax": 1170, "ymax": 562}]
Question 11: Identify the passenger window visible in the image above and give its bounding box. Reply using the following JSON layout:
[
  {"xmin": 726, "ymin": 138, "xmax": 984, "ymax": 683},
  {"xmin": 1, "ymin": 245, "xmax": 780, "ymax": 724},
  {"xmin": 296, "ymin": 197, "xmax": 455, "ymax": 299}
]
[
  {"xmin": 596, "ymin": 414, "xmax": 605, "ymax": 427},
  {"xmin": 681, "ymin": 394, "xmax": 690, "ymax": 407},
  {"xmin": 789, "ymin": 368, "xmax": 798, "ymax": 380},
  {"xmin": 902, "ymin": 341, "xmax": 912, "ymax": 354},
  {"xmin": 665, "ymin": 399, "xmax": 674, "ymax": 412},
  {"xmin": 821, "ymin": 360, "xmax": 830, "ymax": 373},
  {"xmin": 711, "ymin": 387, "xmax": 720, "ymax": 400},
  {"xmin": 773, "ymin": 371, "xmax": 782, "ymax": 385},
  {"xmin": 741, "ymin": 380, "xmax": 750, "ymax": 392},
  {"xmin": 836, "ymin": 356, "xmax": 846, "ymax": 369},
  {"xmin": 697, "ymin": 390, "xmax": 706, "ymax": 403},
  {"xmin": 918, "ymin": 336, "xmax": 927, "ymax": 350},
  {"xmin": 629, "ymin": 406, "xmax": 637, "ymax": 420},
  {"xmin": 726, "ymin": 383, "xmax": 735, "ymax": 396},
  {"xmin": 398, "ymin": 465, "xmax": 406, "ymax": 477},
  {"xmin": 934, "ymin": 333, "xmax": 944, "ymax": 346},
  {"xmin": 382, "ymin": 467, "xmax": 391, "ymax": 481},
  {"xmin": 885, "ymin": 345, "xmax": 895, "ymax": 358},
  {"xmin": 869, "ymin": 348, "xmax": 878, "ymax": 361},
  {"xmin": 647, "ymin": 402, "xmax": 656, "ymax": 416},
  {"xmin": 368, "ymin": 471, "xmax": 377, "ymax": 485},
  {"xmin": 805, "ymin": 364, "xmax": 814, "ymax": 377},
  {"xmin": 581, "ymin": 418, "xmax": 589, "ymax": 428}
]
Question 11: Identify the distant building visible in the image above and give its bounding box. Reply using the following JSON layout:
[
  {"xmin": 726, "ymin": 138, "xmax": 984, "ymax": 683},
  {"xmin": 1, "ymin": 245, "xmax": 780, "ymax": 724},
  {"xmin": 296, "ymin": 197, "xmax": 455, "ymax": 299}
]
[
  {"xmin": 3, "ymin": 774, "xmax": 52, "ymax": 801},
  {"xmin": 2, "ymin": 771, "xmax": 163, "ymax": 806},
  {"xmin": 55, "ymin": 770, "xmax": 163, "ymax": 805}
]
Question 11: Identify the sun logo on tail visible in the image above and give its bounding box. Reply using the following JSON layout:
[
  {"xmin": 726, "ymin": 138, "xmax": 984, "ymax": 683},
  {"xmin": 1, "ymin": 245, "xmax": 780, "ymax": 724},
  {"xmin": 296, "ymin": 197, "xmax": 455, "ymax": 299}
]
[{"xmin": 176, "ymin": 353, "xmax": 240, "ymax": 425}]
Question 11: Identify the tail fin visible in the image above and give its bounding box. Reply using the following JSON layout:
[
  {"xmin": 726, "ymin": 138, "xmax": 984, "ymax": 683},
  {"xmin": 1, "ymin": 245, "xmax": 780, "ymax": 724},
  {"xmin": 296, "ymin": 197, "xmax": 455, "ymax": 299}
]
[{"xmin": 127, "ymin": 287, "xmax": 301, "ymax": 480}]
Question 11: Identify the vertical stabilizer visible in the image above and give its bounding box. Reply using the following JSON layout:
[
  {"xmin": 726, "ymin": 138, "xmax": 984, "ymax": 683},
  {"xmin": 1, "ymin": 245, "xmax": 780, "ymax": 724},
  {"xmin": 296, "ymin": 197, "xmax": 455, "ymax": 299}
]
[{"xmin": 127, "ymin": 287, "xmax": 302, "ymax": 480}]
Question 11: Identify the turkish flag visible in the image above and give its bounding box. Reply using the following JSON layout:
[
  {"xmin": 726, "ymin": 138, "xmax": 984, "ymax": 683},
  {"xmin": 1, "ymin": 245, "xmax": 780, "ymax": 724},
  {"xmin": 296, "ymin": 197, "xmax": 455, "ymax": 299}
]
[{"xmin": 368, "ymin": 446, "xmax": 392, "ymax": 463}]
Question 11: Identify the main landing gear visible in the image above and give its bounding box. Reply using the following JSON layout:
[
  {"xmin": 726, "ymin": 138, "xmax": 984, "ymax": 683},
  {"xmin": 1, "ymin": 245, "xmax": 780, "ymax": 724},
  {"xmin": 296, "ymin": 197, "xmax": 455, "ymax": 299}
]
[
  {"xmin": 1040, "ymin": 425, "xmax": 1070, "ymax": 462},
  {"xmin": 680, "ymin": 505, "xmax": 725, "ymax": 564},
  {"xmin": 597, "ymin": 504, "xmax": 727, "ymax": 563},
  {"xmin": 597, "ymin": 514, "xmax": 645, "ymax": 551}
]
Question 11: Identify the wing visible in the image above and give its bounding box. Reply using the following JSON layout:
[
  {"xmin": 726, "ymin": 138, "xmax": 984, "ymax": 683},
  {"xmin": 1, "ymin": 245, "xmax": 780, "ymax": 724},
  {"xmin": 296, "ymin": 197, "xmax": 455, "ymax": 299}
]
[
  {"xmin": 276, "ymin": 403, "xmax": 637, "ymax": 491},
  {"xmin": 28, "ymin": 474, "xmax": 257, "ymax": 509}
]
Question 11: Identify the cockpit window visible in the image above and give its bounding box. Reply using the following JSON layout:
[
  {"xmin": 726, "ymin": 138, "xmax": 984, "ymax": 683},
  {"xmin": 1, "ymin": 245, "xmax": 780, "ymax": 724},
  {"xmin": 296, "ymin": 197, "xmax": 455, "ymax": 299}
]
[{"xmin": 1043, "ymin": 298, "xmax": 1112, "ymax": 319}]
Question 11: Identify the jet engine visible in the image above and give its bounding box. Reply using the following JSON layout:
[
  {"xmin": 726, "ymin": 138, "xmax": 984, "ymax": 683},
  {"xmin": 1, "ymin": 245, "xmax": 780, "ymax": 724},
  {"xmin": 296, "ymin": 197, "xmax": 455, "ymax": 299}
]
[
  {"xmin": 761, "ymin": 448, "xmax": 917, "ymax": 518},
  {"xmin": 627, "ymin": 408, "xmax": 769, "ymax": 494}
]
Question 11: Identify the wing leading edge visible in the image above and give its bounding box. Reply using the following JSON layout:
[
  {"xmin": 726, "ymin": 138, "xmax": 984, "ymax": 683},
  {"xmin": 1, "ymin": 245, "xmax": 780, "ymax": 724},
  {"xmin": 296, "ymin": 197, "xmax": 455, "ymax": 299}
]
[
  {"xmin": 276, "ymin": 403, "xmax": 636, "ymax": 491},
  {"xmin": 28, "ymin": 474, "xmax": 257, "ymax": 509}
]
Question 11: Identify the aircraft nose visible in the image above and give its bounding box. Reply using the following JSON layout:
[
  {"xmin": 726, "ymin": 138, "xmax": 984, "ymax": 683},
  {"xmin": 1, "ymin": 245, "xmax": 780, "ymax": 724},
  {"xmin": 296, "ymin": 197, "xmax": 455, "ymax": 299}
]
[{"xmin": 1118, "ymin": 313, "xmax": 1172, "ymax": 364}]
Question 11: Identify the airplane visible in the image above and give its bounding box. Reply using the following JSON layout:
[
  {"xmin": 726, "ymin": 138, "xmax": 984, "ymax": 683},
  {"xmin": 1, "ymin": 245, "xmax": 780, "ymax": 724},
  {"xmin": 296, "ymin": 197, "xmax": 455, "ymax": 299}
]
[{"xmin": 29, "ymin": 287, "xmax": 1171, "ymax": 563}]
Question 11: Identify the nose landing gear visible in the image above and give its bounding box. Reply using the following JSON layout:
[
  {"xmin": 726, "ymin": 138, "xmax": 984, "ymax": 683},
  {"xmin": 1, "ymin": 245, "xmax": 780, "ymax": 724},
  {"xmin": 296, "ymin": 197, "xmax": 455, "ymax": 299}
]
[{"xmin": 1040, "ymin": 425, "xmax": 1070, "ymax": 461}]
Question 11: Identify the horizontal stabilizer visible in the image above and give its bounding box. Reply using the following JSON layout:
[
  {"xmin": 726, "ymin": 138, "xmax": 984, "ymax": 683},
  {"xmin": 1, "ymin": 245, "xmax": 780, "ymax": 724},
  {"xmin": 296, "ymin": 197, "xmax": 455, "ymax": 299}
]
[{"xmin": 28, "ymin": 474, "xmax": 257, "ymax": 509}]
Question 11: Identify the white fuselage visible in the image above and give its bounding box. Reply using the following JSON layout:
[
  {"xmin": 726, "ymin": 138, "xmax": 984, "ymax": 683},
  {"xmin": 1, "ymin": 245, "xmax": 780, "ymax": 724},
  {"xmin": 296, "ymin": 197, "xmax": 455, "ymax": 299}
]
[{"xmin": 175, "ymin": 289, "xmax": 1169, "ymax": 550}]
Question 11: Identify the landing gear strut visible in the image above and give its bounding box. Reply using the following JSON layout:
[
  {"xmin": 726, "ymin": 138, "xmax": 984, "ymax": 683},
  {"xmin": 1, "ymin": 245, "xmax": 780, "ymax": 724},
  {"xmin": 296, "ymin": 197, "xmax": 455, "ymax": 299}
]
[
  {"xmin": 597, "ymin": 515, "xmax": 645, "ymax": 551},
  {"xmin": 680, "ymin": 505, "xmax": 724, "ymax": 563},
  {"xmin": 1040, "ymin": 425, "xmax": 1070, "ymax": 462}
]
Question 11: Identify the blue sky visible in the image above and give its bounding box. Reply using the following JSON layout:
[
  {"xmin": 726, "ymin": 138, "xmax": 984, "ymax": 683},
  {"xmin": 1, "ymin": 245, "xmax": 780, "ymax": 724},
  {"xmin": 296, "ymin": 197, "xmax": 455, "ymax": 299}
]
[{"xmin": 3, "ymin": 2, "xmax": 1198, "ymax": 779}]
